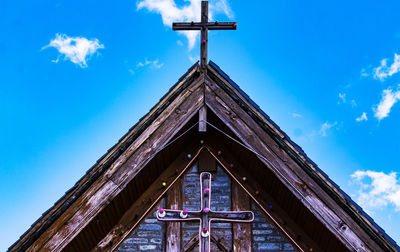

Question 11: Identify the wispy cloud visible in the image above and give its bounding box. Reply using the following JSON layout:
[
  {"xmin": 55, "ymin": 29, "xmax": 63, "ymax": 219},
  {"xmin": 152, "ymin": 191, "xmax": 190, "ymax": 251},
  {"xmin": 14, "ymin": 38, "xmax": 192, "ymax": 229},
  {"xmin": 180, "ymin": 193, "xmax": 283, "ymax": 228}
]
[
  {"xmin": 319, "ymin": 121, "xmax": 337, "ymax": 136},
  {"xmin": 290, "ymin": 112, "xmax": 303, "ymax": 118},
  {"xmin": 351, "ymin": 170, "xmax": 400, "ymax": 211},
  {"xmin": 373, "ymin": 53, "xmax": 400, "ymax": 81},
  {"xmin": 356, "ymin": 112, "xmax": 368, "ymax": 122},
  {"xmin": 338, "ymin": 92, "xmax": 346, "ymax": 104},
  {"xmin": 137, "ymin": 0, "xmax": 233, "ymax": 50},
  {"xmin": 338, "ymin": 92, "xmax": 357, "ymax": 108},
  {"xmin": 137, "ymin": 58, "xmax": 163, "ymax": 69},
  {"xmin": 373, "ymin": 85, "xmax": 400, "ymax": 120},
  {"xmin": 360, "ymin": 68, "xmax": 369, "ymax": 77},
  {"xmin": 351, "ymin": 99, "xmax": 357, "ymax": 108},
  {"xmin": 188, "ymin": 55, "xmax": 198, "ymax": 63},
  {"xmin": 43, "ymin": 33, "xmax": 104, "ymax": 68}
]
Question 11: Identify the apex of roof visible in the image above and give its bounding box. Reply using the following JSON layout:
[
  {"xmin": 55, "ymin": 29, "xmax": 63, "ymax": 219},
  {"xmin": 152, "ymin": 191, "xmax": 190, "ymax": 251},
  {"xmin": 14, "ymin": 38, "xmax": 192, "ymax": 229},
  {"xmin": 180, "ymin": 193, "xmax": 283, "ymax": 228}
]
[{"xmin": 9, "ymin": 61, "xmax": 399, "ymax": 252}]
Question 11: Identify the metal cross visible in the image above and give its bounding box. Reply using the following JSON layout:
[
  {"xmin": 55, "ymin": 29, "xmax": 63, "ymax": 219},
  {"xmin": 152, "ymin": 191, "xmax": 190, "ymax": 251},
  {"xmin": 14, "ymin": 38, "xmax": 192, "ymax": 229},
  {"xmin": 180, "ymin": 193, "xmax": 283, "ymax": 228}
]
[
  {"xmin": 157, "ymin": 172, "xmax": 254, "ymax": 252},
  {"xmin": 173, "ymin": 1, "xmax": 237, "ymax": 71}
]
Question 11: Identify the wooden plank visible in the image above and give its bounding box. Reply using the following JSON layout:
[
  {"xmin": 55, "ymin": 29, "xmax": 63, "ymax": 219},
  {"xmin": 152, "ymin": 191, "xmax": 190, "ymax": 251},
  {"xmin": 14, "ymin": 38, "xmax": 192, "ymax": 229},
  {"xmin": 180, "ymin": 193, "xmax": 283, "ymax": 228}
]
[
  {"xmin": 183, "ymin": 234, "xmax": 198, "ymax": 252},
  {"xmin": 93, "ymin": 144, "xmax": 203, "ymax": 251},
  {"xmin": 198, "ymin": 148, "xmax": 217, "ymax": 173},
  {"xmin": 166, "ymin": 178, "xmax": 182, "ymax": 251},
  {"xmin": 231, "ymin": 180, "xmax": 252, "ymax": 252},
  {"xmin": 203, "ymin": 79, "xmax": 373, "ymax": 251},
  {"xmin": 28, "ymin": 76, "xmax": 206, "ymax": 251},
  {"xmin": 199, "ymin": 105, "xmax": 207, "ymax": 132},
  {"xmin": 205, "ymin": 141, "xmax": 318, "ymax": 251},
  {"xmin": 200, "ymin": 1, "xmax": 208, "ymax": 69},
  {"xmin": 10, "ymin": 66, "xmax": 201, "ymax": 252},
  {"xmin": 210, "ymin": 235, "xmax": 230, "ymax": 252},
  {"xmin": 205, "ymin": 68, "xmax": 387, "ymax": 251}
]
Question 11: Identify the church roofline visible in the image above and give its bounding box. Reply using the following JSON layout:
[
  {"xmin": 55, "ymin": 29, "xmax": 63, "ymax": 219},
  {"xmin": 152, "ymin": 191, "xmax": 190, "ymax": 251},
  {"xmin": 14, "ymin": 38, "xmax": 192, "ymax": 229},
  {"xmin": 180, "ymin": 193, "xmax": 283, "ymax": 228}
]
[
  {"xmin": 10, "ymin": 60, "xmax": 399, "ymax": 251},
  {"xmin": 208, "ymin": 60, "xmax": 399, "ymax": 251},
  {"xmin": 9, "ymin": 62, "xmax": 201, "ymax": 251}
]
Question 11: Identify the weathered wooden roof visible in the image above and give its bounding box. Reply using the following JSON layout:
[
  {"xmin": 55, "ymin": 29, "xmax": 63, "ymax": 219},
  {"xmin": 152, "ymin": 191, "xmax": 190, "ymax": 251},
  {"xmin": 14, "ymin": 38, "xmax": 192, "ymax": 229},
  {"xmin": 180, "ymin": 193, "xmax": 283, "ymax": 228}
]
[
  {"xmin": 9, "ymin": 63, "xmax": 200, "ymax": 251},
  {"xmin": 9, "ymin": 61, "xmax": 399, "ymax": 252},
  {"xmin": 207, "ymin": 61, "xmax": 399, "ymax": 252}
]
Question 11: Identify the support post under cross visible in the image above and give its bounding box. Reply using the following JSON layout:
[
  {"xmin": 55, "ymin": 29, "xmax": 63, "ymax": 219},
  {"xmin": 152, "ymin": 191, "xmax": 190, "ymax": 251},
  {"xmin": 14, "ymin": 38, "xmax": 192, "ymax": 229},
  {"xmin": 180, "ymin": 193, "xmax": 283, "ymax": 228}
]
[
  {"xmin": 157, "ymin": 172, "xmax": 254, "ymax": 252},
  {"xmin": 173, "ymin": 1, "xmax": 237, "ymax": 71}
]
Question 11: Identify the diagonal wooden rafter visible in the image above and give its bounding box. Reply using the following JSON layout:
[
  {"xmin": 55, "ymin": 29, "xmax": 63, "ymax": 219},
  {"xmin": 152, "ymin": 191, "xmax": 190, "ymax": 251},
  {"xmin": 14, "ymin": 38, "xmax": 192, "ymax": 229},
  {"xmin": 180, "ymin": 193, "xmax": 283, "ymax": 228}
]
[
  {"xmin": 203, "ymin": 70, "xmax": 378, "ymax": 251},
  {"xmin": 94, "ymin": 145, "xmax": 205, "ymax": 251},
  {"xmin": 13, "ymin": 60, "xmax": 394, "ymax": 252},
  {"xmin": 95, "ymin": 145, "xmax": 313, "ymax": 252},
  {"xmin": 26, "ymin": 71, "xmax": 206, "ymax": 251},
  {"xmin": 204, "ymin": 143, "xmax": 317, "ymax": 251},
  {"xmin": 183, "ymin": 233, "xmax": 230, "ymax": 252}
]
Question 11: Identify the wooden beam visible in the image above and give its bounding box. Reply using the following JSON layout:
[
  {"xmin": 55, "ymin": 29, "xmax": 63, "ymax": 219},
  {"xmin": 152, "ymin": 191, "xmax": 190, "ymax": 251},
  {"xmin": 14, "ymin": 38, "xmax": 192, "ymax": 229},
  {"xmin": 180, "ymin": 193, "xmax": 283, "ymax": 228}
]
[
  {"xmin": 200, "ymin": 1, "xmax": 208, "ymax": 69},
  {"xmin": 9, "ymin": 66, "xmax": 201, "ymax": 252},
  {"xmin": 166, "ymin": 178, "xmax": 182, "ymax": 251},
  {"xmin": 199, "ymin": 105, "xmax": 207, "ymax": 132},
  {"xmin": 93, "ymin": 145, "xmax": 204, "ymax": 251},
  {"xmin": 203, "ymin": 76, "xmax": 375, "ymax": 251},
  {"xmin": 210, "ymin": 235, "xmax": 230, "ymax": 252},
  {"xmin": 183, "ymin": 234, "xmax": 198, "ymax": 252},
  {"xmin": 198, "ymin": 148, "xmax": 217, "ymax": 173},
  {"xmin": 231, "ymin": 180, "xmax": 252, "ymax": 252},
  {"xmin": 205, "ymin": 142, "xmax": 317, "ymax": 251},
  {"xmin": 27, "ymin": 75, "xmax": 206, "ymax": 252}
]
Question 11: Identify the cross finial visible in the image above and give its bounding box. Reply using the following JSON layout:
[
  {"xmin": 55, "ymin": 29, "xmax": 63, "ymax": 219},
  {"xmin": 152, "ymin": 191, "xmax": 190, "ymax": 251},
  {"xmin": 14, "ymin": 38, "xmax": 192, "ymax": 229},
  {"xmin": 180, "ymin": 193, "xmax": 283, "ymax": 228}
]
[{"xmin": 173, "ymin": 1, "xmax": 237, "ymax": 71}]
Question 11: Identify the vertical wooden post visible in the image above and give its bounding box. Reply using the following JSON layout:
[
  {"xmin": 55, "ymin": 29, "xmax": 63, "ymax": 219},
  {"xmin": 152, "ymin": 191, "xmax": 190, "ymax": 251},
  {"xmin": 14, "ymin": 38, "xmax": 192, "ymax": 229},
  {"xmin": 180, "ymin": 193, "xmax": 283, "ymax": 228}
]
[
  {"xmin": 200, "ymin": 1, "xmax": 208, "ymax": 70},
  {"xmin": 199, "ymin": 106, "xmax": 207, "ymax": 132},
  {"xmin": 232, "ymin": 181, "xmax": 252, "ymax": 251},
  {"xmin": 166, "ymin": 179, "xmax": 182, "ymax": 251}
]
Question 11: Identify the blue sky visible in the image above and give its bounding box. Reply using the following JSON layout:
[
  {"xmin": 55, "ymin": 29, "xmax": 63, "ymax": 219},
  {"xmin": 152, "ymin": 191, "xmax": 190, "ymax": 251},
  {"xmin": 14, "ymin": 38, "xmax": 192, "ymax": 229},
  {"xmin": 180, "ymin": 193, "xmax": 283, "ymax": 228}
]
[{"xmin": 1, "ymin": 0, "xmax": 400, "ymax": 250}]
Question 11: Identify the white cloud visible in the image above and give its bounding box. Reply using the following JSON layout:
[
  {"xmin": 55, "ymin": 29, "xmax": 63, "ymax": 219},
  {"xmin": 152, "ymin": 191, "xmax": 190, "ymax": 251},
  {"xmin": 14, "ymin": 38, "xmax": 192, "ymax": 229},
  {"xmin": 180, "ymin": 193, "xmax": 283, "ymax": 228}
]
[
  {"xmin": 373, "ymin": 53, "xmax": 400, "ymax": 81},
  {"xmin": 338, "ymin": 93, "xmax": 357, "ymax": 108},
  {"xmin": 360, "ymin": 68, "xmax": 369, "ymax": 77},
  {"xmin": 43, "ymin": 33, "xmax": 104, "ymax": 68},
  {"xmin": 137, "ymin": 58, "xmax": 163, "ymax": 69},
  {"xmin": 137, "ymin": 0, "xmax": 233, "ymax": 50},
  {"xmin": 373, "ymin": 85, "xmax": 400, "ymax": 120},
  {"xmin": 290, "ymin": 112, "xmax": 303, "ymax": 118},
  {"xmin": 188, "ymin": 55, "xmax": 198, "ymax": 63},
  {"xmin": 338, "ymin": 93, "xmax": 346, "ymax": 103},
  {"xmin": 351, "ymin": 170, "xmax": 400, "ymax": 211},
  {"xmin": 319, "ymin": 121, "xmax": 337, "ymax": 136},
  {"xmin": 356, "ymin": 112, "xmax": 368, "ymax": 122}
]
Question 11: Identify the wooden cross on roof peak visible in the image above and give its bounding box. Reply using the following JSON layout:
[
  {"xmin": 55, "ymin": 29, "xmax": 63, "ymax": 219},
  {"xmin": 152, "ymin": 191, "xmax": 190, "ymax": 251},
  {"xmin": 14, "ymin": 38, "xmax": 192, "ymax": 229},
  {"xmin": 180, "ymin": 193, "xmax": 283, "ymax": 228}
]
[{"xmin": 173, "ymin": 1, "xmax": 237, "ymax": 71}]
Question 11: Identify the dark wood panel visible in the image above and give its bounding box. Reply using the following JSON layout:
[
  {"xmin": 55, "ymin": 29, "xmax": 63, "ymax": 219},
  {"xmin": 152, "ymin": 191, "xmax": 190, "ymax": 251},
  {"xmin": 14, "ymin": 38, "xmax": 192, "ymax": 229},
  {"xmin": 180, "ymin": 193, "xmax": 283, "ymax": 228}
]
[{"xmin": 232, "ymin": 181, "xmax": 251, "ymax": 251}]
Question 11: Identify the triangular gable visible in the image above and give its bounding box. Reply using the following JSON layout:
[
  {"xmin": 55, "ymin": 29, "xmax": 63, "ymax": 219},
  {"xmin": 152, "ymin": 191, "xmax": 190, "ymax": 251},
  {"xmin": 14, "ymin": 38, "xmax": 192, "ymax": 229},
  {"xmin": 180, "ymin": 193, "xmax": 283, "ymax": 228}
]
[
  {"xmin": 9, "ymin": 62, "xmax": 399, "ymax": 252},
  {"xmin": 115, "ymin": 152, "xmax": 299, "ymax": 251}
]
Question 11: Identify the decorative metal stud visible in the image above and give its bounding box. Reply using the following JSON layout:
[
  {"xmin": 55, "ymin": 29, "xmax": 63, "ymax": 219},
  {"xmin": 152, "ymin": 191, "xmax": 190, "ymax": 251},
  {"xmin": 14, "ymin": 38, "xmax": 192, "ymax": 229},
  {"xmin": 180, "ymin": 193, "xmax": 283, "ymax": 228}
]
[
  {"xmin": 158, "ymin": 208, "xmax": 166, "ymax": 218},
  {"xmin": 201, "ymin": 227, "xmax": 209, "ymax": 237},
  {"xmin": 180, "ymin": 209, "xmax": 188, "ymax": 218}
]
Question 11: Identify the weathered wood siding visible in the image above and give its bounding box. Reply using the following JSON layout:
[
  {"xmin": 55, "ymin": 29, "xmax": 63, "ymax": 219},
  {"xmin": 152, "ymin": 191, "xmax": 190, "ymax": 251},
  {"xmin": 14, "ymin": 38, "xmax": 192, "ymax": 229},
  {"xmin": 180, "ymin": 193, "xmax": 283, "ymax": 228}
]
[{"xmin": 117, "ymin": 164, "xmax": 295, "ymax": 251}]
